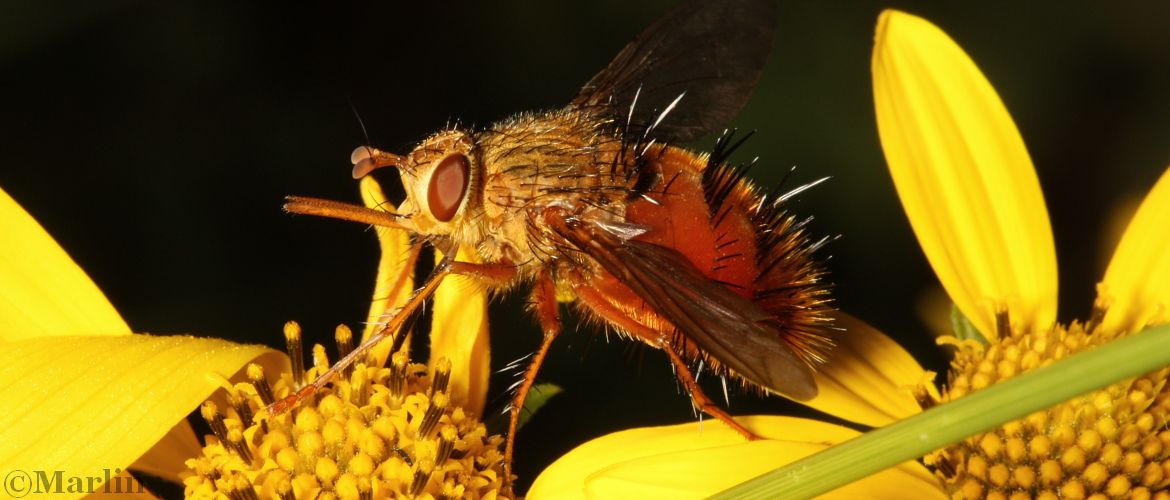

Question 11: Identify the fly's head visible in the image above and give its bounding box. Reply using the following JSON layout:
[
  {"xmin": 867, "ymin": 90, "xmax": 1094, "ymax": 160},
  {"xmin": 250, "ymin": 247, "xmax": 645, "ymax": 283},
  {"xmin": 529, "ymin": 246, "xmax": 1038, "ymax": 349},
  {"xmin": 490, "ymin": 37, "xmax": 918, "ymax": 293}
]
[{"xmin": 351, "ymin": 130, "xmax": 479, "ymax": 237}]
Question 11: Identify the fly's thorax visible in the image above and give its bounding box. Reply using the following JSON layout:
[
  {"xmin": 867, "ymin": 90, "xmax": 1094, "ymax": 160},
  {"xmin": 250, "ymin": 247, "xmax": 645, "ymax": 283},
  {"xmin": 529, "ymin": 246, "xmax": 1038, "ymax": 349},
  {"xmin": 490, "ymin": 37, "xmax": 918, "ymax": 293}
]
[
  {"xmin": 392, "ymin": 110, "xmax": 637, "ymax": 275},
  {"xmin": 472, "ymin": 110, "xmax": 636, "ymax": 265}
]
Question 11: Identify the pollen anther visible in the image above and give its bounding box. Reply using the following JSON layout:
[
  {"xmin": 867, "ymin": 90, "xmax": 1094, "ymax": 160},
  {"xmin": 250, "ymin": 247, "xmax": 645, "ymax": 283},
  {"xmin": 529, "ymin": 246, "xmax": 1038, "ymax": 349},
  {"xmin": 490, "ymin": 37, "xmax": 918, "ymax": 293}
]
[{"xmin": 183, "ymin": 324, "xmax": 508, "ymax": 498}]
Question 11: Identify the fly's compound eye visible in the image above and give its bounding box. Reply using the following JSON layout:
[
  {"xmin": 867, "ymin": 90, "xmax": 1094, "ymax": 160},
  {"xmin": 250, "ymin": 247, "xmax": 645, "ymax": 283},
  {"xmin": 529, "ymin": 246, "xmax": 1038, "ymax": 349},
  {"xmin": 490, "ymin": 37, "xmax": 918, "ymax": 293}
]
[{"xmin": 427, "ymin": 153, "xmax": 471, "ymax": 222}]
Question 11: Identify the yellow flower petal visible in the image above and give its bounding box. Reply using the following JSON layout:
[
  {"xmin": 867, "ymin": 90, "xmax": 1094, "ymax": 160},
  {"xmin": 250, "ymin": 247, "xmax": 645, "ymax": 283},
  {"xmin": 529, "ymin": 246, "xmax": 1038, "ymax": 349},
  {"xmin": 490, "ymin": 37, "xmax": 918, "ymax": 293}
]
[
  {"xmin": 528, "ymin": 416, "xmax": 942, "ymax": 499},
  {"xmin": 359, "ymin": 176, "xmax": 414, "ymax": 366},
  {"xmin": 0, "ymin": 334, "xmax": 279, "ymax": 494},
  {"xmin": 2, "ymin": 185, "xmax": 208, "ymax": 481},
  {"xmin": 873, "ymin": 10, "xmax": 1057, "ymax": 338},
  {"xmin": 430, "ymin": 245, "xmax": 490, "ymax": 417},
  {"xmin": 805, "ymin": 313, "xmax": 926, "ymax": 426},
  {"xmin": 0, "ymin": 187, "xmax": 129, "ymax": 340},
  {"xmin": 1099, "ymin": 166, "xmax": 1170, "ymax": 333}
]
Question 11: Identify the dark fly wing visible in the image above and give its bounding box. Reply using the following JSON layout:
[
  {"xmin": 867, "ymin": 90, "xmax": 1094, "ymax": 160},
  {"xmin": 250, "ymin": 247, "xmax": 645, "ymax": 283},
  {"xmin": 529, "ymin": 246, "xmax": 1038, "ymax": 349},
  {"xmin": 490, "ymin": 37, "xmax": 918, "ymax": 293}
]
[
  {"xmin": 571, "ymin": 0, "xmax": 777, "ymax": 143},
  {"xmin": 556, "ymin": 217, "xmax": 816, "ymax": 400}
]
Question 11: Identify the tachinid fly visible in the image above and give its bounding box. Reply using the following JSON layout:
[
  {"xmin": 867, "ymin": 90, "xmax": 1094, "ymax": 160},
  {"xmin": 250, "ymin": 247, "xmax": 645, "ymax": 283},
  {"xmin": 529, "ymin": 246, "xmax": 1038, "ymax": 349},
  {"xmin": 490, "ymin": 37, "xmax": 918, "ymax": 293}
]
[{"xmin": 275, "ymin": 0, "xmax": 834, "ymax": 488}]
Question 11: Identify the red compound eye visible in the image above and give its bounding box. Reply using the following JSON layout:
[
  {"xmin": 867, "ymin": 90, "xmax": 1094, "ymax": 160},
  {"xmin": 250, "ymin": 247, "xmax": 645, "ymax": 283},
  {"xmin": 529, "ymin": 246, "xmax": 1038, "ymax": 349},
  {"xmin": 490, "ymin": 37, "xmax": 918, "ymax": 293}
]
[{"xmin": 427, "ymin": 153, "xmax": 470, "ymax": 222}]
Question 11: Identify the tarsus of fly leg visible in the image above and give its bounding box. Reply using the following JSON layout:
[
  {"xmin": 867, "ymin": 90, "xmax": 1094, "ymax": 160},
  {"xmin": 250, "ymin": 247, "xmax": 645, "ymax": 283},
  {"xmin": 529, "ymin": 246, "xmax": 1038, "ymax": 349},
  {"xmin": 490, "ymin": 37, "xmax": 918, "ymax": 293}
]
[{"xmin": 266, "ymin": 253, "xmax": 456, "ymax": 415}]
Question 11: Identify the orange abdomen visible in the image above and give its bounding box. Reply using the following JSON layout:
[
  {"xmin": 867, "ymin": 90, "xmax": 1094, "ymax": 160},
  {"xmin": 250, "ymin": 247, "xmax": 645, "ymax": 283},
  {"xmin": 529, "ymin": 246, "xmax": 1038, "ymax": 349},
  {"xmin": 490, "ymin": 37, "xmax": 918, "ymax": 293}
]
[
  {"xmin": 578, "ymin": 144, "xmax": 828, "ymax": 374},
  {"xmin": 625, "ymin": 147, "xmax": 758, "ymax": 296}
]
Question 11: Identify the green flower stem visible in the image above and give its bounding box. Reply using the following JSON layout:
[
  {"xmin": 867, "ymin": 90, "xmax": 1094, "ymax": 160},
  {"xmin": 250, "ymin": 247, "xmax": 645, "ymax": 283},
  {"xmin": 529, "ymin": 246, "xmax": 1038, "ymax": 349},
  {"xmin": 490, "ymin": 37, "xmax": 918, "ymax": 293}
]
[{"xmin": 714, "ymin": 324, "xmax": 1170, "ymax": 499}]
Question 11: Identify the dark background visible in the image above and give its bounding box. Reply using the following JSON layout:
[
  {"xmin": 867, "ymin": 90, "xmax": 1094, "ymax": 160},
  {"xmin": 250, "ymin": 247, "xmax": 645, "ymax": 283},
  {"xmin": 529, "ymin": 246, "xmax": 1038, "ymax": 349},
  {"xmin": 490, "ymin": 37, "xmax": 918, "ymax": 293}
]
[{"xmin": 3, "ymin": 1, "xmax": 1168, "ymax": 492}]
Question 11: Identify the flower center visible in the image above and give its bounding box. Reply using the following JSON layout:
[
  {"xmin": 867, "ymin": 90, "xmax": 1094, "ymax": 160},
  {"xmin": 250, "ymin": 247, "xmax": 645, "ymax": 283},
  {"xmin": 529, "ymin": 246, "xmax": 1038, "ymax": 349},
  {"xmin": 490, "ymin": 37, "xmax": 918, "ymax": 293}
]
[
  {"xmin": 928, "ymin": 321, "xmax": 1170, "ymax": 498},
  {"xmin": 183, "ymin": 322, "xmax": 508, "ymax": 499}
]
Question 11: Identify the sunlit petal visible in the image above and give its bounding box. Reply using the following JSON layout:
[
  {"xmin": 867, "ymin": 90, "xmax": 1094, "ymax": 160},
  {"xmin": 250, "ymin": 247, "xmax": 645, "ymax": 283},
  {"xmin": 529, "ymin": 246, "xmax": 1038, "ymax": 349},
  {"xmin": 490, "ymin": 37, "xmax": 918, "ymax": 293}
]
[
  {"xmin": 528, "ymin": 416, "xmax": 942, "ymax": 499},
  {"xmin": 872, "ymin": 10, "xmax": 1057, "ymax": 338},
  {"xmin": 0, "ymin": 187, "xmax": 129, "ymax": 340},
  {"xmin": 1, "ymin": 185, "xmax": 212, "ymax": 481},
  {"xmin": 0, "ymin": 334, "xmax": 279, "ymax": 490},
  {"xmin": 359, "ymin": 176, "xmax": 414, "ymax": 366},
  {"xmin": 431, "ymin": 245, "xmax": 490, "ymax": 417},
  {"xmin": 805, "ymin": 313, "xmax": 927, "ymax": 426},
  {"xmin": 1099, "ymin": 166, "xmax": 1170, "ymax": 333}
]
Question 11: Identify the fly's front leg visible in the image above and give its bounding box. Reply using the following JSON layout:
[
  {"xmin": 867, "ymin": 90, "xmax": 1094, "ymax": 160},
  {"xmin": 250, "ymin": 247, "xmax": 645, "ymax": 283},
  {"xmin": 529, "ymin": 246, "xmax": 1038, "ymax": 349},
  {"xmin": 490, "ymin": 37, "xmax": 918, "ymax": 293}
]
[
  {"xmin": 267, "ymin": 252, "xmax": 460, "ymax": 416},
  {"xmin": 267, "ymin": 254, "xmax": 516, "ymax": 416}
]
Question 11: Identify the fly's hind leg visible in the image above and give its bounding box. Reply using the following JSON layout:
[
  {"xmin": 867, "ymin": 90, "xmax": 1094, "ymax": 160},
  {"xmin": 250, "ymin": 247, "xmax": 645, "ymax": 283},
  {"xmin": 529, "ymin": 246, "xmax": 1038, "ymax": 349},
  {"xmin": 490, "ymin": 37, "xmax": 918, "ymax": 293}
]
[
  {"xmin": 571, "ymin": 279, "xmax": 760, "ymax": 441},
  {"xmin": 660, "ymin": 345, "xmax": 759, "ymax": 440}
]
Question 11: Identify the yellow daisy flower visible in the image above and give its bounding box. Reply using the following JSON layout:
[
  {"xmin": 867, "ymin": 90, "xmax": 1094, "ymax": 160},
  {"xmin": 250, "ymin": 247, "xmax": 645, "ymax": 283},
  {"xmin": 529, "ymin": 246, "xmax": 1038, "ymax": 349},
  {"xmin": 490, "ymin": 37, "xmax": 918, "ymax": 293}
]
[
  {"xmin": 0, "ymin": 174, "xmax": 495, "ymax": 498},
  {"xmin": 182, "ymin": 325, "xmax": 508, "ymax": 499},
  {"xmin": 873, "ymin": 10, "xmax": 1170, "ymax": 497},
  {"xmin": 182, "ymin": 176, "xmax": 502, "ymax": 499},
  {"xmin": 528, "ymin": 9, "xmax": 1170, "ymax": 499}
]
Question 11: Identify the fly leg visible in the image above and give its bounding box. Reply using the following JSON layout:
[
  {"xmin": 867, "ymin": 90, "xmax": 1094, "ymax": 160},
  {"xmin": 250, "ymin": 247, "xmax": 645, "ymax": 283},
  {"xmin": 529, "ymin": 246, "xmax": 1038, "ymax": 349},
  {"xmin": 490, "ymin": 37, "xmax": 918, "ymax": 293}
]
[
  {"xmin": 266, "ymin": 251, "xmax": 458, "ymax": 415},
  {"xmin": 571, "ymin": 279, "xmax": 760, "ymax": 441},
  {"xmin": 661, "ymin": 344, "xmax": 759, "ymax": 440},
  {"xmin": 368, "ymin": 241, "xmax": 423, "ymax": 328},
  {"xmin": 503, "ymin": 270, "xmax": 561, "ymax": 494},
  {"xmin": 266, "ymin": 252, "xmax": 516, "ymax": 416}
]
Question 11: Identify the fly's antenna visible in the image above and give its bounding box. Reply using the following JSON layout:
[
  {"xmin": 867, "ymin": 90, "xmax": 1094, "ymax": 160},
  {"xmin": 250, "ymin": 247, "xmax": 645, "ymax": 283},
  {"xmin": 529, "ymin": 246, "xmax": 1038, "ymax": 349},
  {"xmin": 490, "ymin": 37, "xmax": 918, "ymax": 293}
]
[
  {"xmin": 348, "ymin": 98, "xmax": 374, "ymax": 148},
  {"xmin": 347, "ymin": 98, "xmax": 409, "ymax": 180}
]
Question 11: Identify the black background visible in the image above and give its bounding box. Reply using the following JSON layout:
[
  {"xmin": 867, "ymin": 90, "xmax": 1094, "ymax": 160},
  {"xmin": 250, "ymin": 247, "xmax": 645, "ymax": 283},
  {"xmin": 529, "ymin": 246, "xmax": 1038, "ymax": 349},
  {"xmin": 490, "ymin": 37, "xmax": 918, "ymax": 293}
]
[{"xmin": 2, "ymin": 1, "xmax": 1168, "ymax": 493}]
